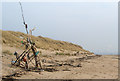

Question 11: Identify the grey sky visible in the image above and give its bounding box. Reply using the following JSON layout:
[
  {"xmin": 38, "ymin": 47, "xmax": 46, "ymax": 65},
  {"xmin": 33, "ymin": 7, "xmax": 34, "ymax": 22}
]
[{"xmin": 2, "ymin": 2, "xmax": 118, "ymax": 54}]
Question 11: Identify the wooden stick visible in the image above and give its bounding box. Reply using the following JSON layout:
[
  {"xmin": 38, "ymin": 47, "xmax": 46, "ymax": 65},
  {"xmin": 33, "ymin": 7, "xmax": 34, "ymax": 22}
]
[
  {"xmin": 27, "ymin": 56, "xmax": 35, "ymax": 66},
  {"xmin": 37, "ymin": 55, "xmax": 42, "ymax": 69},
  {"xmin": 13, "ymin": 48, "xmax": 31, "ymax": 65},
  {"xmin": 31, "ymin": 45, "xmax": 38, "ymax": 68}
]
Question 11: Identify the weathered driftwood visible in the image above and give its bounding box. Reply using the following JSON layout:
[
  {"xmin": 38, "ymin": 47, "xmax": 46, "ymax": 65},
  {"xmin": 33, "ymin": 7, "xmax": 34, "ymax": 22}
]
[{"xmin": 12, "ymin": 41, "xmax": 42, "ymax": 70}]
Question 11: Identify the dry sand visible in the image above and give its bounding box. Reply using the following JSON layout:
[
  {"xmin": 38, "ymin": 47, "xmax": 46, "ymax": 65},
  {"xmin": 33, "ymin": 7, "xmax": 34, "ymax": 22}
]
[{"xmin": 1, "ymin": 45, "xmax": 118, "ymax": 79}]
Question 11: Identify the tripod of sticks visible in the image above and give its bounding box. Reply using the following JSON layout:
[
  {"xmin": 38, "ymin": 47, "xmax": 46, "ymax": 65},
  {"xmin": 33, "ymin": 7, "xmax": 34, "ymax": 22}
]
[{"xmin": 11, "ymin": 35, "xmax": 42, "ymax": 70}]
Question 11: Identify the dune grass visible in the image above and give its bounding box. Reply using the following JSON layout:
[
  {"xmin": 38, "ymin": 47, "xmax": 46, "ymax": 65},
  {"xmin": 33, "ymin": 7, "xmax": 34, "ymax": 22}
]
[
  {"xmin": 55, "ymin": 52, "xmax": 71, "ymax": 56},
  {"xmin": 2, "ymin": 50, "xmax": 12, "ymax": 55},
  {"xmin": 1, "ymin": 30, "xmax": 90, "ymax": 53}
]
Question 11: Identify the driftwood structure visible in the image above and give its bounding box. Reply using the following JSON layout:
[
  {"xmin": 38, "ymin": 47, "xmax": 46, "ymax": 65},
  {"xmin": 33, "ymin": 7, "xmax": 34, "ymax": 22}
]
[
  {"xmin": 11, "ymin": 1, "xmax": 42, "ymax": 70},
  {"xmin": 11, "ymin": 36, "xmax": 42, "ymax": 70}
]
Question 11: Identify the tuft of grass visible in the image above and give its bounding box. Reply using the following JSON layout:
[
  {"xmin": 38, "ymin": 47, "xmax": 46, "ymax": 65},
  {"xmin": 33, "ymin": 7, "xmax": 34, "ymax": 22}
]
[
  {"xmin": 55, "ymin": 52, "xmax": 71, "ymax": 56},
  {"xmin": 2, "ymin": 50, "xmax": 12, "ymax": 55},
  {"xmin": 55, "ymin": 52, "xmax": 64, "ymax": 55}
]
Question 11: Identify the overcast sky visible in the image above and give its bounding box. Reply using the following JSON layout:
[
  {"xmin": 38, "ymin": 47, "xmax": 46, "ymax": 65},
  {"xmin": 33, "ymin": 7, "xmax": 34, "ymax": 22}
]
[{"xmin": 2, "ymin": 2, "xmax": 118, "ymax": 54}]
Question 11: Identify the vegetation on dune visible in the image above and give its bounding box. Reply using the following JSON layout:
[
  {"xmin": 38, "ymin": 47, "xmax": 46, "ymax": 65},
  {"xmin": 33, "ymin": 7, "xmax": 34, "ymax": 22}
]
[
  {"xmin": 2, "ymin": 50, "xmax": 12, "ymax": 55},
  {"xmin": 55, "ymin": 52, "xmax": 71, "ymax": 56},
  {"xmin": 1, "ymin": 30, "xmax": 90, "ymax": 53}
]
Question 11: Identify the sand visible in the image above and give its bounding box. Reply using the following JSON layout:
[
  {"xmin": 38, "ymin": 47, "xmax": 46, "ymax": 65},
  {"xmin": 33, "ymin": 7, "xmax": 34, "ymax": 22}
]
[{"xmin": 1, "ymin": 45, "xmax": 118, "ymax": 79}]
